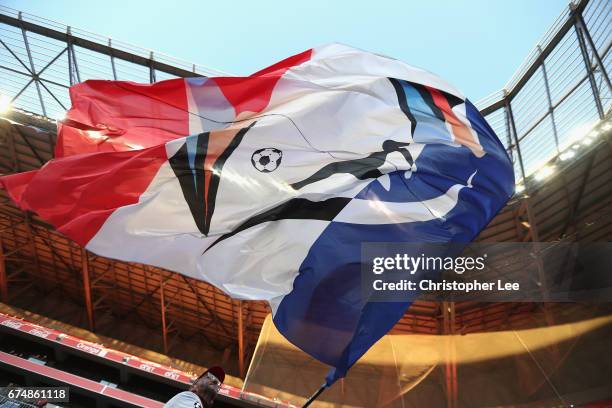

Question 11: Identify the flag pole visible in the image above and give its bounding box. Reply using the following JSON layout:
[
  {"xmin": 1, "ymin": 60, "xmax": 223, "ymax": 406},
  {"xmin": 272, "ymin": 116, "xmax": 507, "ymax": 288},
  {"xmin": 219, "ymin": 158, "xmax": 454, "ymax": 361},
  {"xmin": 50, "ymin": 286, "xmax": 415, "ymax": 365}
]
[{"xmin": 302, "ymin": 383, "xmax": 327, "ymax": 408}]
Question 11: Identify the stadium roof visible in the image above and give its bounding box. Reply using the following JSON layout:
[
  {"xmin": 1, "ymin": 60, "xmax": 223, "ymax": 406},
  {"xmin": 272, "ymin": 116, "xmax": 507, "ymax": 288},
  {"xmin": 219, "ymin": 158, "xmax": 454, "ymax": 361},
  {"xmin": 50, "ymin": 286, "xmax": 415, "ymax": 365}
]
[{"xmin": 0, "ymin": 0, "xmax": 610, "ymax": 403}]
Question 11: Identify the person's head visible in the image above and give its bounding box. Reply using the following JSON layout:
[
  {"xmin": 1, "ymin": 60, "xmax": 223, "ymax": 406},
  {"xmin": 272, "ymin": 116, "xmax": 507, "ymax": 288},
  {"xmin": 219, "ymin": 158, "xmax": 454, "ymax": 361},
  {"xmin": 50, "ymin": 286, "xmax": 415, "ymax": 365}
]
[{"xmin": 190, "ymin": 366, "xmax": 225, "ymax": 408}]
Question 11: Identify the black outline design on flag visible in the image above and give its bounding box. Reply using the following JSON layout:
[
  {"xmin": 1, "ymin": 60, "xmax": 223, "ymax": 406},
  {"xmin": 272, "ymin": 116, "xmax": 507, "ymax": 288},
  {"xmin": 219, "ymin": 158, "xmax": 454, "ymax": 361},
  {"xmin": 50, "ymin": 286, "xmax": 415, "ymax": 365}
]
[
  {"xmin": 203, "ymin": 79, "xmax": 466, "ymax": 250},
  {"xmin": 204, "ymin": 197, "xmax": 351, "ymax": 252},
  {"xmin": 205, "ymin": 138, "xmax": 415, "ymax": 253},
  {"xmin": 389, "ymin": 77, "xmax": 464, "ymax": 123},
  {"xmin": 169, "ymin": 122, "xmax": 256, "ymax": 236},
  {"xmin": 290, "ymin": 140, "xmax": 413, "ymax": 190}
]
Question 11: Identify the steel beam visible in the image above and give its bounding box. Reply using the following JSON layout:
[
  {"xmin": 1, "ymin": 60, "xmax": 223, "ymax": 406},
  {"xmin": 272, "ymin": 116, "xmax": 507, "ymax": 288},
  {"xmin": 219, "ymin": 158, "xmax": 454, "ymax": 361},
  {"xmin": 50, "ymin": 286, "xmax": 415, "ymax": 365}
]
[
  {"xmin": 521, "ymin": 198, "xmax": 560, "ymax": 341},
  {"xmin": 538, "ymin": 45, "xmax": 559, "ymax": 152},
  {"xmin": 5, "ymin": 119, "xmax": 19, "ymax": 172},
  {"xmin": 0, "ymin": 238, "xmax": 7, "ymax": 302},
  {"xmin": 561, "ymin": 151, "xmax": 597, "ymax": 237},
  {"xmin": 0, "ymin": 38, "xmax": 32, "ymax": 74},
  {"xmin": 108, "ymin": 39, "xmax": 118, "ymax": 80},
  {"xmin": 67, "ymin": 35, "xmax": 74, "ymax": 86},
  {"xmin": 81, "ymin": 248, "xmax": 95, "ymax": 332},
  {"xmin": 160, "ymin": 271, "xmax": 169, "ymax": 354},
  {"xmin": 574, "ymin": 19, "xmax": 604, "ymax": 119},
  {"xmin": 502, "ymin": 106, "xmax": 516, "ymax": 171},
  {"xmin": 149, "ymin": 52, "xmax": 156, "ymax": 84},
  {"xmin": 505, "ymin": 97, "xmax": 526, "ymax": 182},
  {"xmin": 180, "ymin": 276, "xmax": 233, "ymax": 339},
  {"xmin": 23, "ymin": 214, "xmax": 42, "ymax": 287},
  {"xmin": 245, "ymin": 304, "xmax": 251, "ymax": 362},
  {"xmin": 573, "ymin": 5, "xmax": 612, "ymax": 95},
  {"xmin": 442, "ymin": 301, "xmax": 458, "ymax": 408},
  {"xmin": 13, "ymin": 126, "xmax": 45, "ymax": 165},
  {"xmin": 451, "ymin": 304, "xmax": 457, "ymax": 408},
  {"xmin": 67, "ymin": 28, "xmax": 81, "ymax": 85},
  {"xmin": 237, "ymin": 300, "xmax": 245, "ymax": 377},
  {"xmin": 0, "ymin": 12, "xmax": 204, "ymax": 79},
  {"xmin": 38, "ymin": 80, "xmax": 67, "ymax": 111},
  {"xmin": 38, "ymin": 47, "xmax": 68, "ymax": 77},
  {"xmin": 523, "ymin": 199, "xmax": 541, "ymax": 242},
  {"xmin": 18, "ymin": 12, "xmax": 47, "ymax": 117},
  {"xmin": 503, "ymin": 105, "xmax": 514, "ymax": 159}
]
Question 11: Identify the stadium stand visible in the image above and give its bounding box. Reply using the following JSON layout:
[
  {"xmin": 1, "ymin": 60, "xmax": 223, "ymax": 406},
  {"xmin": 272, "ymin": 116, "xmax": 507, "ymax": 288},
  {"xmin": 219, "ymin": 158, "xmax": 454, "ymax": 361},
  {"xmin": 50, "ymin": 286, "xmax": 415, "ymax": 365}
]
[{"xmin": 0, "ymin": 311, "xmax": 295, "ymax": 407}]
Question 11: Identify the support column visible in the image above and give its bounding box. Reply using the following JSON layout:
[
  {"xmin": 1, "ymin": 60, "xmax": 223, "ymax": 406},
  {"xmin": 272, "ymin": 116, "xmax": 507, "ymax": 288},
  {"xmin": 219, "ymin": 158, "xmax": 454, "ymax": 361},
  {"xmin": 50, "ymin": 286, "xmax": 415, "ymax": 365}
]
[
  {"xmin": 67, "ymin": 27, "xmax": 81, "ymax": 85},
  {"xmin": 503, "ymin": 104, "xmax": 514, "ymax": 161},
  {"xmin": 573, "ymin": 13, "xmax": 605, "ymax": 119},
  {"xmin": 67, "ymin": 33, "xmax": 74, "ymax": 86},
  {"xmin": 18, "ymin": 12, "xmax": 46, "ymax": 117},
  {"xmin": 81, "ymin": 248, "xmax": 94, "ymax": 332},
  {"xmin": 109, "ymin": 39, "xmax": 118, "ymax": 80},
  {"xmin": 0, "ymin": 238, "xmax": 7, "ymax": 303},
  {"xmin": 538, "ymin": 45, "xmax": 559, "ymax": 153},
  {"xmin": 160, "ymin": 271, "xmax": 168, "ymax": 354},
  {"xmin": 450, "ymin": 303, "xmax": 457, "ymax": 407},
  {"xmin": 523, "ymin": 199, "xmax": 541, "ymax": 242},
  {"xmin": 24, "ymin": 214, "xmax": 42, "ymax": 286},
  {"xmin": 521, "ymin": 199, "xmax": 557, "ymax": 350},
  {"xmin": 149, "ymin": 51, "xmax": 156, "ymax": 84},
  {"xmin": 442, "ymin": 301, "xmax": 458, "ymax": 408},
  {"xmin": 573, "ymin": 6, "xmax": 612, "ymax": 95},
  {"xmin": 237, "ymin": 300, "xmax": 245, "ymax": 377},
  {"xmin": 506, "ymin": 96, "xmax": 526, "ymax": 183}
]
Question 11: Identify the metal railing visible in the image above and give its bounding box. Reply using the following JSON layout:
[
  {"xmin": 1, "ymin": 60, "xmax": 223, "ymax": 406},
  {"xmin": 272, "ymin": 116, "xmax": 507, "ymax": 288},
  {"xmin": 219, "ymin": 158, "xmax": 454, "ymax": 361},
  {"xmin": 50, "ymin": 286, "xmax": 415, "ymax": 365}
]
[
  {"xmin": 0, "ymin": 5, "xmax": 229, "ymax": 120},
  {"xmin": 0, "ymin": 1, "xmax": 610, "ymax": 184},
  {"xmin": 476, "ymin": 0, "xmax": 611, "ymax": 184}
]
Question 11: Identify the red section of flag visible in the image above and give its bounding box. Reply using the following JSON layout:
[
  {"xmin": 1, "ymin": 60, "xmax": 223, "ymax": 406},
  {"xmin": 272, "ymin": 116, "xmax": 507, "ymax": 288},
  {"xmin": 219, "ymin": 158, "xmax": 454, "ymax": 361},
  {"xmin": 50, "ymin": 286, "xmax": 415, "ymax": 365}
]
[
  {"xmin": 213, "ymin": 49, "xmax": 312, "ymax": 117},
  {"xmin": 0, "ymin": 146, "xmax": 168, "ymax": 246},
  {"xmin": 251, "ymin": 48, "xmax": 313, "ymax": 77},
  {"xmin": 57, "ymin": 78, "xmax": 189, "ymax": 157},
  {"xmin": 0, "ymin": 170, "xmax": 37, "ymax": 210},
  {"xmin": 427, "ymin": 85, "xmax": 484, "ymax": 157},
  {"xmin": 1, "ymin": 48, "xmax": 314, "ymax": 247}
]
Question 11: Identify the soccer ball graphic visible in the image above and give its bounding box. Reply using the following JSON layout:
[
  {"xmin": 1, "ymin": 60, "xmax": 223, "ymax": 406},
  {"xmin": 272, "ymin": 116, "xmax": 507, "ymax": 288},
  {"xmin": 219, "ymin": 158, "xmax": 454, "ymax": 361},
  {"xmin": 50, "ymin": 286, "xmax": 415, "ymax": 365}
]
[{"xmin": 251, "ymin": 148, "xmax": 283, "ymax": 173}]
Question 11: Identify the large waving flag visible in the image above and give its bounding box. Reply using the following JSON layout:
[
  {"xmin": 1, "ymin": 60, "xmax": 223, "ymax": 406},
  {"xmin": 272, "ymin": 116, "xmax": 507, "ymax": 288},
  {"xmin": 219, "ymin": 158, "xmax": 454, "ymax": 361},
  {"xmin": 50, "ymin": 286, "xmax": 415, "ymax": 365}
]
[{"xmin": 0, "ymin": 44, "xmax": 514, "ymax": 386}]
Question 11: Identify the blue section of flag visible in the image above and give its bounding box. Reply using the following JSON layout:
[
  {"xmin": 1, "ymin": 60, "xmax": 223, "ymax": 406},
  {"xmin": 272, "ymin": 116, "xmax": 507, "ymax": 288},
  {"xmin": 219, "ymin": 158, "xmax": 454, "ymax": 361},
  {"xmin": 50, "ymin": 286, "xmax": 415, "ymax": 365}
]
[
  {"xmin": 273, "ymin": 98, "xmax": 513, "ymax": 386},
  {"xmin": 401, "ymin": 82, "xmax": 454, "ymax": 145}
]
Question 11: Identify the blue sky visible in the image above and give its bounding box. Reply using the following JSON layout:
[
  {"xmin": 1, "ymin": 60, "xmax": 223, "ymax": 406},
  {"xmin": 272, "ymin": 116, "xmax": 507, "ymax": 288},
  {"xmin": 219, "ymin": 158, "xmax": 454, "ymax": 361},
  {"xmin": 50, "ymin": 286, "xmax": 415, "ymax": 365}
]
[{"xmin": 4, "ymin": 0, "xmax": 568, "ymax": 101}]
